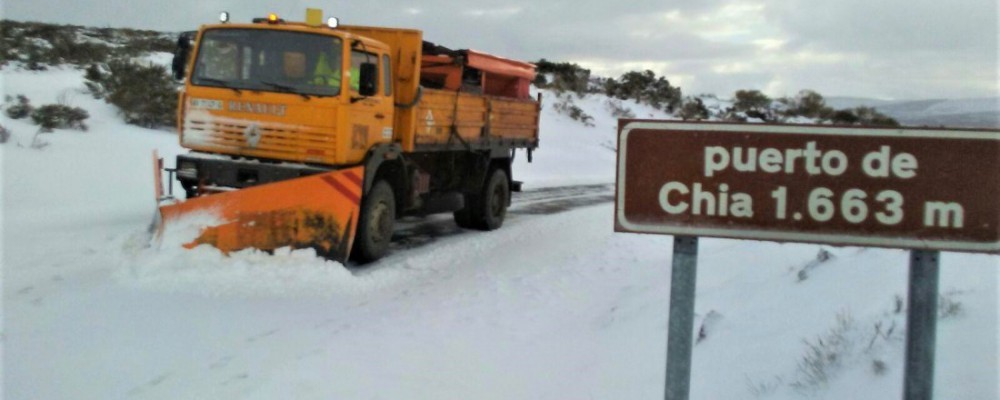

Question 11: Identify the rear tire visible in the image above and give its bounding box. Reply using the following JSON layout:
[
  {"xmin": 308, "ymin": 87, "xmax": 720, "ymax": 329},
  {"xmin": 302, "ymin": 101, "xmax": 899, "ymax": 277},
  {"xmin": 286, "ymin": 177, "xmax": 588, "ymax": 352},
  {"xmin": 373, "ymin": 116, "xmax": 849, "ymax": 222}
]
[
  {"xmin": 480, "ymin": 168, "xmax": 509, "ymax": 230},
  {"xmin": 453, "ymin": 204, "xmax": 477, "ymax": 229},
  {"xmin": 453, "ymin": 168, "xmax": 509, "ymax": 230},
  {"xmin": 352, "ymin": 180, "xmax": 395, "ymax": 263}
]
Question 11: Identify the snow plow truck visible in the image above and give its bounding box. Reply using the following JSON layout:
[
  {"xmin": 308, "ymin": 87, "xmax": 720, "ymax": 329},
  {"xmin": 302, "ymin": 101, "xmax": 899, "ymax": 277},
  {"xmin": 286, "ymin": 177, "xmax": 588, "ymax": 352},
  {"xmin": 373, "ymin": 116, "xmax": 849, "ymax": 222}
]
[{"xmin": 154, "ymin": 10, "xmax": 540, "ymax": 263}]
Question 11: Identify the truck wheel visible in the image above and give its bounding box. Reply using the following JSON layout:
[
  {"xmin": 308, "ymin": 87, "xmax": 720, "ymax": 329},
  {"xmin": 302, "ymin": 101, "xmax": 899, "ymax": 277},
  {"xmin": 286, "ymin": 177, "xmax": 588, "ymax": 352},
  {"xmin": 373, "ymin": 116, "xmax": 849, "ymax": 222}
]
[
  {"xmin": 453, "ymin": 205, "xmax": 477, "ymax": 229},
  {"xmin": 479, "ymin": 168, "xmax": 509, "ymax": 230},
  {"xmin": 352, "ymin": 180, "xmax": 395, "ymax": 263},
  {"xmin": 454, "ymin": 168, "xmax": 508, "ymax": 231},
  {"xmin": 181, "ymin": 182, "xmax": 199, "ymax": 199}
]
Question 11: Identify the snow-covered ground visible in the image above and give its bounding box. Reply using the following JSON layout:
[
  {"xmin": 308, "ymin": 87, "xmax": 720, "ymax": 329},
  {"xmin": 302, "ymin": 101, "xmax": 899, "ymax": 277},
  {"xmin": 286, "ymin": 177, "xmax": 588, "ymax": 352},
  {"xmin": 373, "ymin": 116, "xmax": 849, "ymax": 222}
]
[{"xmin": 2, "ymin": 65, "xmax": 998, "ymax": 400}]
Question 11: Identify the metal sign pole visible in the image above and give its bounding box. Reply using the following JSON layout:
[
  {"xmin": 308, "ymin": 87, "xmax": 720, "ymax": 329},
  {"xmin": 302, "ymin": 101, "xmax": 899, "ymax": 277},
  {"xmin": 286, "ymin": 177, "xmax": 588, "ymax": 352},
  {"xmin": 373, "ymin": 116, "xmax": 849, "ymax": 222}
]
[
  {"xmin": 903, "ymin": 249, "xmax": 940, "ymax": 400},
  {"xmin": 665, "ymin": 236, "xmax": 699, "ymax": 400}
]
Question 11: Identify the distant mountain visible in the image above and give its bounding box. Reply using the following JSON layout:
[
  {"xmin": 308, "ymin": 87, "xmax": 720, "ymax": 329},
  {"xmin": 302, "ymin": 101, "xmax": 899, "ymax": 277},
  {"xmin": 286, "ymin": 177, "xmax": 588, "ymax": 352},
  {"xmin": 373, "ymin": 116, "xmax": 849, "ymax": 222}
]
[{"xmin": 827, "ymin": 97, "xmax": 999, "ymax": 129}]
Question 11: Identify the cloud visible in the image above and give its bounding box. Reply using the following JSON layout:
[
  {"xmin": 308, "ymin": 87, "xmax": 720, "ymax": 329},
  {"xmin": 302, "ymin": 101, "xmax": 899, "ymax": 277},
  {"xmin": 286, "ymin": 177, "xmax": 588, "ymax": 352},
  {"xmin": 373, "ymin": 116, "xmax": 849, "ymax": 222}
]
[
  {"xmin": 463, "ymin": 7, "xmax": 522, "ymax": 18},
  {"xmin": 4, "ymin": 0, "xmax": 996, "ymax": 99},
  {"xmin": 763, "ymin": 0, "xmax": 997, "ymax": 55}
]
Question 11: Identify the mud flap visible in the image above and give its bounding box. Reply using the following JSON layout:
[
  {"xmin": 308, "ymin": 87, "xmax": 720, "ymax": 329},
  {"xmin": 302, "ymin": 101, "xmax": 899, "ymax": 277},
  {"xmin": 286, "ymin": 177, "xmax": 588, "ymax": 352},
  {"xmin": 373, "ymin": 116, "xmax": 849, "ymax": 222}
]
[{"xmin": 153, "ymin": 155, "xmax": 364, "ymax": 263}]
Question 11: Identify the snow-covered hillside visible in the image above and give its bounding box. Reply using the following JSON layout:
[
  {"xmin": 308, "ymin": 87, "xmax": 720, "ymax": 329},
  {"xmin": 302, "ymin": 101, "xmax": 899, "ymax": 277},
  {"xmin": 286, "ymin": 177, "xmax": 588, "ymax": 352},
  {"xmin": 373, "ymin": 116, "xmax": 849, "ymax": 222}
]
[
  {"xmin": 2, "ymin": 63, "xmax": 998, "ymax": 400},
  {"xmin": 827, "ymin": 97, "xmax": 1000, "ymax": 129}
]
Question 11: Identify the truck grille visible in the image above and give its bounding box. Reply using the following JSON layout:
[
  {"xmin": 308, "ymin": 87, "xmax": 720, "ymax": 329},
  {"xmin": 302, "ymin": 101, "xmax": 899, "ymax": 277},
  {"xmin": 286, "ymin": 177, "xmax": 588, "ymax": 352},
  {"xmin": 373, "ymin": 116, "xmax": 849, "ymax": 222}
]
[{"xmin": 182, "ymin": 115, "xmax": 337, "ymax": 164}]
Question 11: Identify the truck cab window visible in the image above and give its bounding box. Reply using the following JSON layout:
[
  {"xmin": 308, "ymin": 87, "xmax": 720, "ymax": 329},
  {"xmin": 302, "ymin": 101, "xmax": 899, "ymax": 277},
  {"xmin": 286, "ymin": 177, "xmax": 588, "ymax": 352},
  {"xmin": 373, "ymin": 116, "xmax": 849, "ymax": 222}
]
[
  {"xmin": 350, "ymin": 50, "xmax": 376, "ymax": 93},
  {"xmin": 192, "ymin": 29, "xmax": 344, "ymax": 97},
  {"xmin": 198, "ymin": 40, "xmax": 240, "ymax": 80}
]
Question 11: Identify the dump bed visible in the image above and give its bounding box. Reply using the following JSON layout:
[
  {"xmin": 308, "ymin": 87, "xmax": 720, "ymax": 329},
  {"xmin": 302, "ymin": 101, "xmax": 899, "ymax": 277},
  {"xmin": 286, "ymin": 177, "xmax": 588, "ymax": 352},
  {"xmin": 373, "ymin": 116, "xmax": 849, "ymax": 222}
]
[{"xmin": 340, "ymin": 25, "xmax": 539, "ymax": 153}]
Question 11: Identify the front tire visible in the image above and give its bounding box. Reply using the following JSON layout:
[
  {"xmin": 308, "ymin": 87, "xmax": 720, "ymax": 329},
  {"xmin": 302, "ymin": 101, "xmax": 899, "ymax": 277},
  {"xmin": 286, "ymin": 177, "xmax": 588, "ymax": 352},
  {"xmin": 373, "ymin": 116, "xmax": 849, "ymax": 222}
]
[{"xmin": 352, "ymin": 180, "xmax": 395, "ymax": 263}]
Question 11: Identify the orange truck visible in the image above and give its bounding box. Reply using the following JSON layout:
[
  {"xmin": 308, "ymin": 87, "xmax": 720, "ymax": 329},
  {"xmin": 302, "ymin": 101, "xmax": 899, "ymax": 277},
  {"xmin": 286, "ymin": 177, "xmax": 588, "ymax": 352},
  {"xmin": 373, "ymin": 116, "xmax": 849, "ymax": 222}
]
[{"xmin": 157, "ymin": 10, "xmax": 540, "ymax": 262}]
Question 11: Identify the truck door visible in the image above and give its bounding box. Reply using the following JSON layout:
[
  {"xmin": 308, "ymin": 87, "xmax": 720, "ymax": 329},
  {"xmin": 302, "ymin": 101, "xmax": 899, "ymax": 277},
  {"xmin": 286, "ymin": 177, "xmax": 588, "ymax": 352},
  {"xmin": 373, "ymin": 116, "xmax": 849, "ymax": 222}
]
[{"xmin": 346, "ymin": 49, "xmax": 394, "ymax": 162}]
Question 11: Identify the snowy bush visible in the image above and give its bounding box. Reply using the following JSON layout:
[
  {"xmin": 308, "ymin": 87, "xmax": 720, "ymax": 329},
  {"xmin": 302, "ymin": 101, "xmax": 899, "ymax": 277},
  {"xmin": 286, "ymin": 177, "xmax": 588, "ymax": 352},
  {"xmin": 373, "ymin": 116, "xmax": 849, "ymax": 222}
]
[
  {"xmin": 83, "ymin": 63, "xmax": 106, "ymax": 98},
  {"xmin": 678, "ymin": 97, "xmax": 709, "ymax": 121},
  {"xmin": 0, "ymin": 124, "xmax": 10, "ymax": 144},
  {"xmin": 30, "ymin": 104, "xmax": 89, "ymax": 131},
  {"xmin": 772, "ymin": 90, "xmax": 899, "ymax": 127},
  {"xmin": 830, "ymin": 109, "xmax": 861, "ymax": 125},
  {"xmin": 852, "ymin": 106, "xmax": 900, "ymax": 127},
  {"xmin": 4, "ymin": 94, "xmax": 34, "ymax": 119},
  {"xmin": 87, "ymin": 59, "xmax": 178, "ymax": 128},
  {"xmin": 117, "ymin": 32, "xmax": 175, "ymax": 57},
  {"xmin": 534, "ymin": 59, "xmax": 593, "ymax": 94},
  {"xmin": 824, "ymin": 107, "xmax": 899, "ymax": 127},
  {"xmin": 603, "ymin": 70, "xmax": 682, "ymax": 112},
  {"xmin": 1, "ymin": 21, "xmax": 172, "ymax": 68},
  {"xmin": 553, "ymin": 95, "xmax": 595, "ymax": 127},
  {"xmin": 782, "ymin": 90, "xmax": 833, "ymax": 120},
  {"xmin": 725, "ymin": 90, "xmax": 775, "ymax": 122},
  {"xmin": 605, "ymin": 99, "xmax": 635, "ymax": 119},
  {"xmin": 0, "ymin": 21, "xmax": 110, "ymax": 67},
  {"xmin": 733, "ymin": 89, "xmax": 772, "ymax": 113}
]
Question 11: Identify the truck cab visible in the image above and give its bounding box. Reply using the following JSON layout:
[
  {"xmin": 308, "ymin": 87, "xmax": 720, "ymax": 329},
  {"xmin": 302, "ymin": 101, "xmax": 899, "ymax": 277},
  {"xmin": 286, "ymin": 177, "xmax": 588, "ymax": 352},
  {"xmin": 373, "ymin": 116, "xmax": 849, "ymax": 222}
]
[{"xmin": 176, "ymin": 21, "xmax": 394, "ymax": 174}]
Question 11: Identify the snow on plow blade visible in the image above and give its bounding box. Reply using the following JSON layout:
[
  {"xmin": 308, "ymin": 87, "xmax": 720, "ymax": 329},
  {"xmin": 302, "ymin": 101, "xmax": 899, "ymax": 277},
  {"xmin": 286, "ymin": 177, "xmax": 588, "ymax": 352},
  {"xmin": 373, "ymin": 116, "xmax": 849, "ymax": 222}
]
[{"xmin": 155, "ymin": 165, "xmax": 364, "ymax": 263}]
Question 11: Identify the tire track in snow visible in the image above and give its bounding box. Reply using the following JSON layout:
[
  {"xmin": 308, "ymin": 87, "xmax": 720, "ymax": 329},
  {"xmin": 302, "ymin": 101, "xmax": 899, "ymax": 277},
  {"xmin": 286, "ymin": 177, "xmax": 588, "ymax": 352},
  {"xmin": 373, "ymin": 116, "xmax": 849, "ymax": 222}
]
[{"xmin": 388, "ymin": 183, "xmax": 614, "ymax": 253}]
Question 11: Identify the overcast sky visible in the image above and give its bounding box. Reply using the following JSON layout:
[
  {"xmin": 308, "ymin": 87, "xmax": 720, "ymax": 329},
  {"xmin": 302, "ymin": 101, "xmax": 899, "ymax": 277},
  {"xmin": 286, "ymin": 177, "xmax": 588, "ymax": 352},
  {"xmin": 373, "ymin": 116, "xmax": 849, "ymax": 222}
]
[{"xmin": 5, "ymin": 0, "xmax": 998, "ymax": 100}]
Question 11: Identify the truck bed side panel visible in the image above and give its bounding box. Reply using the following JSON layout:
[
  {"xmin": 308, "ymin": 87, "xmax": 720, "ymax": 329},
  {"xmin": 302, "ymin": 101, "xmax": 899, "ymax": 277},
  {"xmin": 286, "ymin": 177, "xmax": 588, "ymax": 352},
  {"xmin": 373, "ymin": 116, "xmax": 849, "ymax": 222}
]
[{"xmin": 414, "ymin": 88, "xmax": 539, "ymax": 149}]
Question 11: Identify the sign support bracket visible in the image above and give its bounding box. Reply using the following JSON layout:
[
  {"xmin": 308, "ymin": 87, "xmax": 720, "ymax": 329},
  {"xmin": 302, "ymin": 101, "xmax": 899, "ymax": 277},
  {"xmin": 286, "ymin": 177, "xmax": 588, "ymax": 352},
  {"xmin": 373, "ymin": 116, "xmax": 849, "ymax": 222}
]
[
  {"xmin": 903, "ymin": 249, "xmax": 940, "ymax": 400},
  {"xmin": 665, "ymin": 235, "xmax": 698, "ymax": 400}
]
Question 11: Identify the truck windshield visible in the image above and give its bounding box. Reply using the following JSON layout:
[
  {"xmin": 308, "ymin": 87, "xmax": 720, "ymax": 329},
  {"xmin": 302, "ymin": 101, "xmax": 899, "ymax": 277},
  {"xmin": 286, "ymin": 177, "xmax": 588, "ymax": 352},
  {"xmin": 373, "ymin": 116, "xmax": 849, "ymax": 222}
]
[{"xmin": 191, "ymin": 28, "xmax": 343, "ymax": 97}]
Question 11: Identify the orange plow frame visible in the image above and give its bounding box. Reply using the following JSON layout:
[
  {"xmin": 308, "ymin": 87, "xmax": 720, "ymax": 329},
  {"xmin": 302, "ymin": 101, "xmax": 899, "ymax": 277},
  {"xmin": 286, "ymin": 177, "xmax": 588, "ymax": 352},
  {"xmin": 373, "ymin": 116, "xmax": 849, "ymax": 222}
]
[{"xmin": 153, "ymin": 152, "xmax": 364, "ymax": 263}]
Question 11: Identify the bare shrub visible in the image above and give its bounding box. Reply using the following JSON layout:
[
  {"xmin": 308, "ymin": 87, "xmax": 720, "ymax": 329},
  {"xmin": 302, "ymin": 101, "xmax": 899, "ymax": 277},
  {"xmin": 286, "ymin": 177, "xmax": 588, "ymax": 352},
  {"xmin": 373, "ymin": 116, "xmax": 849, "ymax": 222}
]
[
  {"xmin": 791, "ymin": 312, "xmax": 854, "ymax": 391},
  {"xmin": 605, "ymin": 99, "xmax": 635, "ymax": 119},
  {"xmin": 938, "ymin": 290, "xmax": 964, "ymax": 319},
  {"xmin": 746, "ymin": 375, "xmax": 783, "ymax": 397},
  {"xmin": 865, "ymin": 320, "xmax": 897, "ymax": 352},
  {"xmin": 871, "ymin": 359, "xmax": 888, "ymax": 376},
  {"xmin": 796, "ymin": 248, "xmax": 834, "ymax": 282},
  {"xmin": 553, "ymin": 95, "xmax": 595, "ymax": 127},
  {"xmin": 29, "ymin": 127, "xmax": 50, "ymax": 149}
]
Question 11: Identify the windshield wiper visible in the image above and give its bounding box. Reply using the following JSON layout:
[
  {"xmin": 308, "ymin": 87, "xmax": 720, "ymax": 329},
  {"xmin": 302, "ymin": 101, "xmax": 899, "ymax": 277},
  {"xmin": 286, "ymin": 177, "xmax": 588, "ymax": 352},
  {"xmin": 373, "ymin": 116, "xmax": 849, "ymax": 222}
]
[
  {"xmin": 261, "ymin": 81, "xmax": 311, "ymax": 100},
  {"xmin": 197, "ymin": 77, "xmax": 242, "ymax": 95}
]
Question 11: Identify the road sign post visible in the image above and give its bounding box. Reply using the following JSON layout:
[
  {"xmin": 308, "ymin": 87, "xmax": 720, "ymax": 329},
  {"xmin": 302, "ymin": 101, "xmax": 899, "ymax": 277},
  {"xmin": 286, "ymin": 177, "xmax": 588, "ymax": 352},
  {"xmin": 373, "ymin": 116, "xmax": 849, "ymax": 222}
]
[
  {"xmin": 664, "ymin": 236, "xmax": 698, "ymax": 400},
  {"xmin": 904, "ymin": 250, "xmax": 940, "ymax": 400},
  {"xmin": 614, "ymin": 120, "xmax": 999, "ymax": 400}
]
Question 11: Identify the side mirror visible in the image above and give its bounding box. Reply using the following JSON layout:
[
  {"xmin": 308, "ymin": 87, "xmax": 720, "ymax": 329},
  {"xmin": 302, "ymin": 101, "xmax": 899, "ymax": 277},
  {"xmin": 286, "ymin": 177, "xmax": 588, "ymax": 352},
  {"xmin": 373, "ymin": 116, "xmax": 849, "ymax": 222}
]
[
  {"xmin": 358, "ymin": 62, "xmax": 378, "ymax": 97},
  {"xmin": 171, "ymin": 32, "xmax": 195, "ymax": 80}
]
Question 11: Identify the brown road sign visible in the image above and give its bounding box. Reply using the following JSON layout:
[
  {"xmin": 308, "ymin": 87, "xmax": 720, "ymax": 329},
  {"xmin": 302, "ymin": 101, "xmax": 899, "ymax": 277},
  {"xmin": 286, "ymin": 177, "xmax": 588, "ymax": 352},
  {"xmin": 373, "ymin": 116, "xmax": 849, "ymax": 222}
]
[{"xmin": 615, "ymin": 120, "xmax": 1000, "ymax": 253}]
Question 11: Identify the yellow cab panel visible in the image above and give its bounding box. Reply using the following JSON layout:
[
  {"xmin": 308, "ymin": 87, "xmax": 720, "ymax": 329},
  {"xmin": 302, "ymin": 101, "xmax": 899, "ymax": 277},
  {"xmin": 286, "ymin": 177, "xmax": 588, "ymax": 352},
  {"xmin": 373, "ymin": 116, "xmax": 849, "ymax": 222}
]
[{"xmin": 179, "ymin": 23, "xmax": 393, "ymax": 166}]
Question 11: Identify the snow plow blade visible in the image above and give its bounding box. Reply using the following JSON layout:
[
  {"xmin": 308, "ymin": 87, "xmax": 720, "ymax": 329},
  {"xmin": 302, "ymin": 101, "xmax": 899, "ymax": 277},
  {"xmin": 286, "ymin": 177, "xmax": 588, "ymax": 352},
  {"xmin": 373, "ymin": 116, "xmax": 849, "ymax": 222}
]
[{"xmin": 155, "ymin": 165, "xmax": 364, "ymax": 263}]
